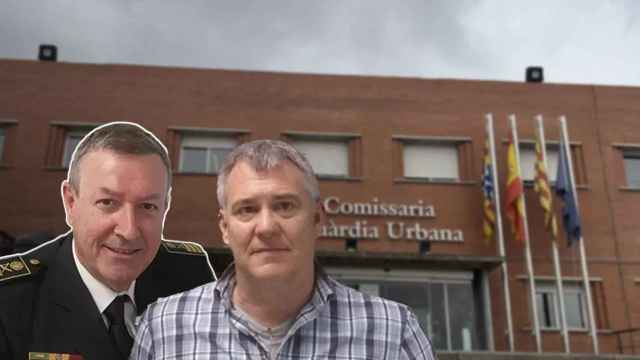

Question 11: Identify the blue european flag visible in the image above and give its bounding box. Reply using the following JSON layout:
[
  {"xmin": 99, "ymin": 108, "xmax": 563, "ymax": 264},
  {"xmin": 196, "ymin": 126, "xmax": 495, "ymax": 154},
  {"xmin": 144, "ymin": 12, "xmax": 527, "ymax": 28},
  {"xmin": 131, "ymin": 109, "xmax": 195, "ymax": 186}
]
[{"xmin": 555, "ymin": 142, "xmax": 581, "ymax": 247}]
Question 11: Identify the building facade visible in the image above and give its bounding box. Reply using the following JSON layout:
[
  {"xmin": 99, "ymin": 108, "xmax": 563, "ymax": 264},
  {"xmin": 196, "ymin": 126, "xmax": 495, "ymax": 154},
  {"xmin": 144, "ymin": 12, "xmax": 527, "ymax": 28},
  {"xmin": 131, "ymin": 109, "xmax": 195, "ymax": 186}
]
[{"xmin": 1, "ymin": 59, "xmax": 640, "ymax": 354}]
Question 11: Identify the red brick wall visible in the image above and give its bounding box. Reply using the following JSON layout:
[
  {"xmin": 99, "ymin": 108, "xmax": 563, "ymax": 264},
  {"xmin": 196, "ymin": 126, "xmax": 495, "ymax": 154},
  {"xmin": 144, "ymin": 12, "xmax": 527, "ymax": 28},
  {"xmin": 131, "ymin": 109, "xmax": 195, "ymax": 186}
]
[{"xmin": 1, "ymin": 59, "xmax": 638, "ymax": 353}]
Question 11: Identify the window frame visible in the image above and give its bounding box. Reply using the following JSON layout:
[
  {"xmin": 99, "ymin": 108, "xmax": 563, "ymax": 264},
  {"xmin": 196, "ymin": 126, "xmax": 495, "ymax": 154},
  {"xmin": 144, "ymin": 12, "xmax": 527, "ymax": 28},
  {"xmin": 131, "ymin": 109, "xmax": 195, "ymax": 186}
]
[
  {"xmin": 283, "ymin": 131, "xmax": 362, "ymax": 180},
  {"xmin": 46, "ymin": 122, "xmax": 99, "ymax": 170},
  {"xmin": 535, "ymin": 284, "xmax": 560, "ymax": 329},
  {"xmin": 178, "ymin": 136, "xmax": 235, "ymax": 174},
  {"xmin": 0, "ymin": 119, "xmax": 18, "ymax": 167},
  {"xmin": 327, "ymin": 267, "xmax": 483, "ymax": 352},
  {"xmin": 623, "ymin": 154, "xmax": 640, "ymax": 188},
  {"xmin": 168, "ymin": 127, "xmax": 250, "ymax": 176},
  {"xmin": 0, "ymin": 127, "xmax": 5, "ymax": 164},
  {"xmin": 616, "ymin": 145, "xmax": 640, "ymax": 189},
  {"xmin": 393, "ymin": 135, "xmax": 473, "ymax": 184},
  {"xmin": 518, "ymin": 141, "xmax": 560, "ymax": 184},
  {"xmin": 506, "ymin": 139, "xmax": 586, "ymax": 187},
  {"xmin": 534, "ymin": 282, "xmax": 588, "ymax": 331},
  {"xmin": 62, "ymin": 130, "xmax": 91, "ymax": 168}
]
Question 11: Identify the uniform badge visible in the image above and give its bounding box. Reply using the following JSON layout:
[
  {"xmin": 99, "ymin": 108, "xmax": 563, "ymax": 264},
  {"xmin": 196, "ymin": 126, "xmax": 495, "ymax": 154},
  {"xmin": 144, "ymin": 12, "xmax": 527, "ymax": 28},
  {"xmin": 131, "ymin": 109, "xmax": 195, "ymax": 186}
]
[
  {"xmin": 28, "ymin": 352, "xmax": 84, "ymax": 360},
  {"xmin": 9, "ymin": 260, "xmax": 24, "ymax": 271},
  {"xmin": 162, "ymin": 240, "xmax": 206, "ymax": 256},
  {"xmin": 0, "ymin": 257, "xmax": 31, "ymax": 282}
]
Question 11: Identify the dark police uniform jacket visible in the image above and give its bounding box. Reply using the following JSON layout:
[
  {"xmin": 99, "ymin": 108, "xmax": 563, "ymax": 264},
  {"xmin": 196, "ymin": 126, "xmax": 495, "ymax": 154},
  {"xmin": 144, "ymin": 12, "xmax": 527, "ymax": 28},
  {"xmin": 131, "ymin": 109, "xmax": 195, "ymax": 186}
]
[{"xmin": 0, "ymin": 233, "xmax": 216, "ymax": 360}]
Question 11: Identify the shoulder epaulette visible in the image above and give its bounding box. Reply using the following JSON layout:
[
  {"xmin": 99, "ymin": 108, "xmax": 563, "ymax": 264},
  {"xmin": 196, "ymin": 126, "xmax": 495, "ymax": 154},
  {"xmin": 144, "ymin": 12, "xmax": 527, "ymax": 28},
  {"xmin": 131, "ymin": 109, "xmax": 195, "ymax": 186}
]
[
  {"xmin": 161, "ymin": 240, "xmax": 207, "ymax": 256},
  {"xmin": 0, "ymin": 254, "xmax": 44, "ymax": 283}
]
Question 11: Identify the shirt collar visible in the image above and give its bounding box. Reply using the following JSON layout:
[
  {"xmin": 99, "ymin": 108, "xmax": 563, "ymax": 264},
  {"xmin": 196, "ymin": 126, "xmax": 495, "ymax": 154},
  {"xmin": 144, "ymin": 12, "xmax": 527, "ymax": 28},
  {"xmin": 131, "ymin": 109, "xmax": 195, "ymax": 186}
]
[
  {"xmin": 72, "ymin": 238, "xmax": 137, "ymax": 313},
  {"xmin": 214, "ymin": 262, "xmax": 335, "ymax": 310}
]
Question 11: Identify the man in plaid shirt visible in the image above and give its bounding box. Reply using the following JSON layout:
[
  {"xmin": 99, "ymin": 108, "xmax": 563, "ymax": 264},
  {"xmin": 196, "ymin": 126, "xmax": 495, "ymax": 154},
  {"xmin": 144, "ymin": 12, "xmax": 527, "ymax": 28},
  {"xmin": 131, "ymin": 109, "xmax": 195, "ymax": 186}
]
[{"xmin": 131, "ymin": 140, "xmax": 436, "ymax": 359}]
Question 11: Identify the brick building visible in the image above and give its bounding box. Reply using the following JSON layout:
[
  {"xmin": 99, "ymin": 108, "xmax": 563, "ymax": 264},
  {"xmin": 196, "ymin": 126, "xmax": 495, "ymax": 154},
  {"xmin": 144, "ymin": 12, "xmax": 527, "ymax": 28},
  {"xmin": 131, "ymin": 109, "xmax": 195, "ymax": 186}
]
[{"xmin": 1, "ymin": 59, "xmax": 640, "ymax": 354}]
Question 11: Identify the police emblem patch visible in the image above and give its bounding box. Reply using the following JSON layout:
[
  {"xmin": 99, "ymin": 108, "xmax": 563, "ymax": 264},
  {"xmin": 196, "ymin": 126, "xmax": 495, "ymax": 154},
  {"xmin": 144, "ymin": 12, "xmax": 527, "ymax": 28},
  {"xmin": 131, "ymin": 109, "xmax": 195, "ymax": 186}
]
[
  {"xmin": 9, "ymin": 260, "xmax": 24, "ymax": 271},
  {"xmin": 0, "ymin": 257, "xmax": 32, "ymax": 282}
]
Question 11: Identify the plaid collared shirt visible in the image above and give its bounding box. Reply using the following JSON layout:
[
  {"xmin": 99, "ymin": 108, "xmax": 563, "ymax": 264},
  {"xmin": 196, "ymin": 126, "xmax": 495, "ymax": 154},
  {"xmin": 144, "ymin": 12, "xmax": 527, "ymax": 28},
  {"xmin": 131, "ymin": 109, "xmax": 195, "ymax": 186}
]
[{"xmin": 131, "ymin": 267, "xmax": 437, "ymax": 359}]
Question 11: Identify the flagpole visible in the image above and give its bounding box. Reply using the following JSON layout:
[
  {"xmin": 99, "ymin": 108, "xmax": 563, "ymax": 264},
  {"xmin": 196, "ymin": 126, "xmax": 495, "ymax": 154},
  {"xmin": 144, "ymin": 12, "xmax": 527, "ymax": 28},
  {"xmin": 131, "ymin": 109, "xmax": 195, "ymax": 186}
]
[
  {"xmin": 559, "ymin": 116, "xmax": 599, "ymax": 354},
  {"xmin": 536, "ymin": 115, "xmax": 570, "ymax": 353},
  {"xmin": 486, "ymin": 113, "xmax": 515, "ymax": 351},
  {"xmin": 509, "ymin": 114, "xmax": 542, "ymax": 353}
]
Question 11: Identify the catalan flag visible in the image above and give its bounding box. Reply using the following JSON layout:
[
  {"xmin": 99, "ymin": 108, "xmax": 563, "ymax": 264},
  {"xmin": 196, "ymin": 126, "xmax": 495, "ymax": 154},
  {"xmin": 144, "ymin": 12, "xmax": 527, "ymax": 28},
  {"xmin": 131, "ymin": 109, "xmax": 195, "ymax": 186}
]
[
  {"xmin": 505, "ymin": 134, "xmax": 525, "ymax": 242},
  {"xmin": 533, "ymin": 131, "xmax": 558, "ymax": 239},
  {"xmin": 482, "ymin": 137, "xmax": 496, "ymax": 243}
]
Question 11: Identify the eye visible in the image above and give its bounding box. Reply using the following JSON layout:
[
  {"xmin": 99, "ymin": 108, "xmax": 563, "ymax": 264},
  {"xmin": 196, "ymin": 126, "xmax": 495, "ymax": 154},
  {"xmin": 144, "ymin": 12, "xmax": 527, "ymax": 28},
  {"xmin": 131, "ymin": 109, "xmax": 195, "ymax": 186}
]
[
  {"xmin": 232, "ymin": 205, "xmax": 258, "ymax": 220},
  {"xmin": 274, "ymin": 200, "xmax": 297, "ymax": 216},
  {"xmin": 95, "ymin": 199, "xmax": 116, "ymax": 209},
  {"xmin": 141, "ymin": 203, "xmax": 159, "ymax": 212}
]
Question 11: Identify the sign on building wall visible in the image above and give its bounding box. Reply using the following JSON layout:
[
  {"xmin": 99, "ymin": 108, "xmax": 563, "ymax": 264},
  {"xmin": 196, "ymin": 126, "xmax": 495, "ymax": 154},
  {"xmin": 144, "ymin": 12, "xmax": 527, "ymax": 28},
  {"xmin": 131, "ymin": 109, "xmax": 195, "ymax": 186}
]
[{"xmin": 321, "ymin": 196, "xmax": 464, "ymax": 242}]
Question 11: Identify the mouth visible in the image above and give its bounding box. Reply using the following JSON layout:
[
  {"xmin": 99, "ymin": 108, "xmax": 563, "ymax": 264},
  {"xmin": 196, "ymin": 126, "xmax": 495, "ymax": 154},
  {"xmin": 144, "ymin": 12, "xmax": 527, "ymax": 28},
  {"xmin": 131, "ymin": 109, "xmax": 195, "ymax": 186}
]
[
  {"xmin": 251, "ymin": 248, "xmax": 289, "ymax": 255},
  {"xmin": 104, "ymin": 245, "xmax": 140, "ymax": 256}
]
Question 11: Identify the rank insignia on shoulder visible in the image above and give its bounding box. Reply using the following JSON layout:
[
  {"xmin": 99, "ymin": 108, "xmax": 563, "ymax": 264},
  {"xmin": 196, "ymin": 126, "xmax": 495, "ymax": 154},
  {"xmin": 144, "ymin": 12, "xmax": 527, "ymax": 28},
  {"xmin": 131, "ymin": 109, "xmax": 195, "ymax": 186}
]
[
  {"xmin": 29, "ymin": 352, "xmax": 84, "ymax": 360},
  {"xmin": 162, "ymin": 240, "xmax": 206, "ymax": 256},
  {"xmin": 0, "ymin": 255, "xmax": 42, "ymax": 283}
]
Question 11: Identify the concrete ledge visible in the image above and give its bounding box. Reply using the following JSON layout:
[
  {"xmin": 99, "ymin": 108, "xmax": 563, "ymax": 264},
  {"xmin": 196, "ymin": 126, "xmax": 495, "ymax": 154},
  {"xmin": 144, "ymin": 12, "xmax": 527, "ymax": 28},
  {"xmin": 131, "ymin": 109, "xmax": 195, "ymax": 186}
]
[{"xmin": 437, "ymin": 352, "xmax": 640, "ymax": 360}]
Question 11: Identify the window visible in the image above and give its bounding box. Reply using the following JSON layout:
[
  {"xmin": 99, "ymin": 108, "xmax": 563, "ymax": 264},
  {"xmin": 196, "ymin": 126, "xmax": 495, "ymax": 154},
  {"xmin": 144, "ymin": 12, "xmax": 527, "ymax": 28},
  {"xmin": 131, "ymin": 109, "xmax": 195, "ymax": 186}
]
[
  {"xmin": 404, "ymin": 143, "xmax": 459, "ymax": 180},
  {"xmin": 536, "ymin": 287, "xmax": 558, "ymax": 328},
  {"xmin": 285, "ymin": 132, "xmax": 361, "ymax": 179},
  {"xmin": 329, "ymin": 269, "xmax": 483, "ymax": 352},
  {"xmin": 623, "ymin": 151, "xmax": 640, "ymax": 188},
  {"xmin": 0, "ymin": 120, "xmax": 18, "ymax": 166},
  {"xmin": 45, "ymin": 123, "xmax": 97, "ymax": 169},
  {"xmin": 518, "ymin": 141, "xmax": 588, "ymax": 185},
  {"xmin": 179, "ymin": 134, "xmax": 236, "ymax": 174},
  {"xmin": 291, "ymin": 139, "xmax": 348, "ymax": 177},
  {"xmin": 535, "ymin": 283, "xmax": 587, "ymax": 330},
  {"xmin": 62, "ymin": 130, "xmax": 90, "ymax": 167},
  {"xmin": 613, "ymin": 144, "xmax": 640, "ymax": 189},
  {"xmin": 0, "ymin": 128, "xmax": 5, "ymax": 163},
  {"xmin": 394, "ymin": 136, "xmax": 472, "ymax": 182},
  {"xmin": 564, "ymin": 287, "xmax": 587, "ymax": 329},
  {"xmin": 167, "ymin": 127, "xmax": 249, "ymax": 175},
  {"xmin": 519, "ymin": 145, "xmax": 559, "ymax": 182}
]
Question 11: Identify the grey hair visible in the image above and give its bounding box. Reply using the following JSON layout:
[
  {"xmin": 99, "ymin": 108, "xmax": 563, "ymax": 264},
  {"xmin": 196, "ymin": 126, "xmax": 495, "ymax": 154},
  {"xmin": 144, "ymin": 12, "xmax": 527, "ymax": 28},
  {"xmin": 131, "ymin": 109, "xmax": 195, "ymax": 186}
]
[
  {"xmin": 67, "ymin": 122, "xmax": 172, "ymax": 193},
  {"xmin": 216, "ymin": 139, "xmax": 320, "ymax": 208}
]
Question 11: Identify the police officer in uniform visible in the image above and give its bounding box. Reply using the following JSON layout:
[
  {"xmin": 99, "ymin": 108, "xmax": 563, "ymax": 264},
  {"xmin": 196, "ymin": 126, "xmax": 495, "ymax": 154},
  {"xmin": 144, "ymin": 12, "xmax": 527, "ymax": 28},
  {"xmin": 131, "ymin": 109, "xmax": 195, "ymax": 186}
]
[{"xmin": 0, "ymin": 122, "xmax": 216, "ymax": 360}]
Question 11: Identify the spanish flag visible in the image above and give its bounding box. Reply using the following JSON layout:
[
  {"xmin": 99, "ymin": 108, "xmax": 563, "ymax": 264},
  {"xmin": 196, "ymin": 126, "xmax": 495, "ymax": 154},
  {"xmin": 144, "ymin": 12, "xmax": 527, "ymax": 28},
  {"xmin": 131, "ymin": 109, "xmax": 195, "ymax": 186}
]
[
  {"xmin": 533, "ymin": 131, "xmax": 558, "ymax": 240},
  {"xmin": 505, "ymin": 134, "xmax": 525, "ymax": 242}
]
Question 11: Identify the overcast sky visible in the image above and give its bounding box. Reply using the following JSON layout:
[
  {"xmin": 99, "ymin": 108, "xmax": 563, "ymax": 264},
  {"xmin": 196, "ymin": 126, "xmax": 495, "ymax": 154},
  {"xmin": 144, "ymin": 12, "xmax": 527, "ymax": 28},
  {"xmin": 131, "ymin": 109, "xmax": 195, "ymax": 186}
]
[{"xmin": 2, "ymin": 1, "xmax": 639, "ymax": 86}]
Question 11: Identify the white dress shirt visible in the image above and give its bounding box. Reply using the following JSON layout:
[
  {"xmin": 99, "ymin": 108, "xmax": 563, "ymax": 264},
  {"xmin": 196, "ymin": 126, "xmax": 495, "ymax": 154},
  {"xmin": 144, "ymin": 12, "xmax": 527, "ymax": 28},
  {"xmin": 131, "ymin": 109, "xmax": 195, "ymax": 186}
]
[{"xmin": 72, "ymin": 240, "xmax": 137, "ymax": 336}]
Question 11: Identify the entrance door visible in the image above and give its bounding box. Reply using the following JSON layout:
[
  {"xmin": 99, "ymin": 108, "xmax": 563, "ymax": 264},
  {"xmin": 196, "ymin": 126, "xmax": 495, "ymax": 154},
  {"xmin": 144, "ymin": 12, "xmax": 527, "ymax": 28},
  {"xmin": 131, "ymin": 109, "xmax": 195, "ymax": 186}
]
[{"xmin": 329, "ymin": 268, "xmax": 482, "ymax": 351}]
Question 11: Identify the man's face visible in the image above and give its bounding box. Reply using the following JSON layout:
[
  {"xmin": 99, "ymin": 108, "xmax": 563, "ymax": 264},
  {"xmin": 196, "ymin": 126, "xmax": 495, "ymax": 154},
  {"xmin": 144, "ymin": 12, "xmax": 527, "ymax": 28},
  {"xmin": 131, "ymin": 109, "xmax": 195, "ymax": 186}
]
[
  {"xmin": 62, "ymin": 149, "xmax": 169, "ymax": 292},
  {"xmin": 219, "ymin": 161, "xmax": 322, "ymax": 281}
]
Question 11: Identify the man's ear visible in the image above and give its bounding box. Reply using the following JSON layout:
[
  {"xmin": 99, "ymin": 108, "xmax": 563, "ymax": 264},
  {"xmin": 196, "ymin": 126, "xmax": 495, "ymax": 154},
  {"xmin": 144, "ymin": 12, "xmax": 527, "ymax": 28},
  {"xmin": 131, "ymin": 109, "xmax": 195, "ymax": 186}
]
[
  {"xmin": 218, "ymin": 211, "xmax": 230, "ymax": 246},
  {"xmin": 61, "ymin": 180, "xmax": 77, "ymax": 227}
]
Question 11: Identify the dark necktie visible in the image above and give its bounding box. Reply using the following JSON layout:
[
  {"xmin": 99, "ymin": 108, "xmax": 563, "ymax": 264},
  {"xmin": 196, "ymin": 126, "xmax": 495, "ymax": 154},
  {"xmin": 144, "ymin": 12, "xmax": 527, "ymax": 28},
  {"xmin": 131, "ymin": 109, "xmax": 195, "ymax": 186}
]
[{"xmin": 104, "ymin": 295, "xmax": 133, "ymax": 359}]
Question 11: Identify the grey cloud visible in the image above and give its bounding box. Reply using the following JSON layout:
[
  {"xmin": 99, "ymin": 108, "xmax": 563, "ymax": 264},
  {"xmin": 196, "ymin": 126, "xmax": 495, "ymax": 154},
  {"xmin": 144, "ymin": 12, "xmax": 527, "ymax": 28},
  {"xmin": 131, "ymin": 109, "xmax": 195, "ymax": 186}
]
[{"xmin": 1, "ymin": 0, "xmax": 639, "ymax": 85}]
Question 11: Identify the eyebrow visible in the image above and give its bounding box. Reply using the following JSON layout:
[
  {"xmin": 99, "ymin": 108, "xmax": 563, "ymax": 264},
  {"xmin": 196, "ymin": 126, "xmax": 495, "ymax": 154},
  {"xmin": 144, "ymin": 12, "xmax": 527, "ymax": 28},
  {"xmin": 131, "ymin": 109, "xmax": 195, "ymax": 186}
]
[
  {"xmin": 231, "ymin": 193, "xmax": 301, "ymax": 206},
  {"xmin": 272, "ymin": 194, "xmax": 300, "ymax": 201},
  {"xmin": 98, "ymin": 187, "xmax": 164, "ymax": 201}
]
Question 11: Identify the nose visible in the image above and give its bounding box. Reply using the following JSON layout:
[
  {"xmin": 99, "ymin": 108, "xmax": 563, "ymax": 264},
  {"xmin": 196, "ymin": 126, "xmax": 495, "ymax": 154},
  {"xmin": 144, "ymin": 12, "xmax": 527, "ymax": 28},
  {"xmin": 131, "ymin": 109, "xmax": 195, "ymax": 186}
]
[
  {"xmin": 114, "ymin": 205, "xmax": 141, "ymax": 240},
  {"xmin": 255, "ymin": 208, "xmax": 279, "ymax": 239}
]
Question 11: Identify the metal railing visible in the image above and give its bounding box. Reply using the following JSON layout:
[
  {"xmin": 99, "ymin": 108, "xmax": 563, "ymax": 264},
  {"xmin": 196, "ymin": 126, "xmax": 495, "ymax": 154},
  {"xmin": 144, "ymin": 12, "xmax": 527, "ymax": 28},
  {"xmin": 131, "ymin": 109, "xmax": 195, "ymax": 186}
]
[{"xmin": 612, "ymin": 327, "xmax": 640, "ymax": 354}]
